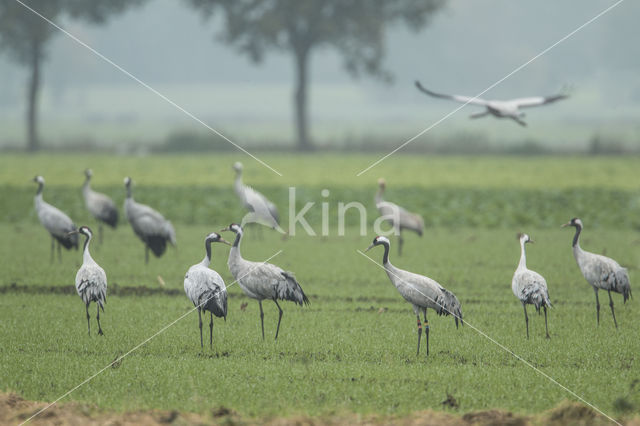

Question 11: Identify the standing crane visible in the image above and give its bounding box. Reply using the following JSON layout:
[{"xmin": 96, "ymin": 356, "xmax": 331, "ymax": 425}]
[
  {"xmin": 184, "ymin": 232, "xmax": 230, "ymax": 349},
  {"xmin": 232, "ymin": 162, "xmax": 283, "ymax": 233},
  {"xmin": 512, "ymin": 233, "xmax": 551, "ymax": 339},
  {"xmin": 375, "ymin": 178, "xmax": 424, "ymax": 256},
  {"xmin": 82, "ymin": 169, "xmax": 118, "ymax": 245},
  {"xmin": 220, "ymin": 223, "xmax": 309, "ymax": 340},
  {"xmin": 365, "ymin": 236, "xmax": 462, "ymax": 357},
  {"xmin": 562, "ymin": 218, "xmax": 632, "ymax": 328},
  {"xmin": 33, "ymin": 175, "xmax": 78, "ymax": 262},
  {"xmin": 68, "ymin": 226, "xmax": 107, "ymax": 336},
  {"xmin": 124, "ymin": 177, "xmax": 176, "ymax": 264}
]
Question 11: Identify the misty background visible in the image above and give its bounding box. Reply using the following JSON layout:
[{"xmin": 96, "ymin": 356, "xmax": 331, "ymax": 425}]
[{"xmin": 0, "ymin": 0, "xmax": 639, "ymax": 153}]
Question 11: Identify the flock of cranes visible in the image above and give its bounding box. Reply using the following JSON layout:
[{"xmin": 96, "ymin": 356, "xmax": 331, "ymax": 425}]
[{"xmin": 32, "ymin": 162, "xmax": 632, "ymax": 355}]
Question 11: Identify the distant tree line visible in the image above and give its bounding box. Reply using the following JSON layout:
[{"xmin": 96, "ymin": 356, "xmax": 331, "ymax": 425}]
[{"xmin": 0, "ymin": 0, "xmax": 445, "ymax": 152}]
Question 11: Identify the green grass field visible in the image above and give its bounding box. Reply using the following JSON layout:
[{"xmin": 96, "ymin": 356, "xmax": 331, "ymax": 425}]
[{"xmin": 1, "ymin": 153, "xmax": 639, "ymax": 423}]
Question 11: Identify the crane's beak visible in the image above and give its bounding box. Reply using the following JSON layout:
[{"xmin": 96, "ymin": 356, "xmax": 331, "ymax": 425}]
[
  {"xmin": 219, "ymin": 226, "xmax": 230, "ymax": 233},
  {"xmin": 529, "ymin": 239, "xmax": 535, "ymax": 244},
  {"xmin": 66, "ymin": 230, "xmax": 79, "ymax": 237},
  {"xmin": 364, "ymin": 243, "xmax": 375, "ymax": 252},
  {"xmin": 561, "ymin": 222, "xmax": 570, "ymax": 228},
  {"xmin": 219, "ymin": 238, "xmax": 232, "ymax": 246}
]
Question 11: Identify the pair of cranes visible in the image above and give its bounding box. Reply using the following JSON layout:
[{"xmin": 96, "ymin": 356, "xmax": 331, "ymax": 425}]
[{"xmin": 511, "ymin": 218, "xmax": 632, "ymax": 339}]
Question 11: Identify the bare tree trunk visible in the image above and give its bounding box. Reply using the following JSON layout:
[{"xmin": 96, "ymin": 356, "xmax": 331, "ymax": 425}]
[
  {"xmin": 293, "ymin": 47, "xmax": 312, "ymax": 151},
  {"xmin": 27, "ymin": 40, "xmax": 41, "ymax": 152}
]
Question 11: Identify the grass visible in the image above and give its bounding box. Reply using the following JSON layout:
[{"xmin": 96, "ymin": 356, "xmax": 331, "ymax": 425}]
[{"xmin": 1, "ymin": 153, "xmax": 639, "ymax": 421}]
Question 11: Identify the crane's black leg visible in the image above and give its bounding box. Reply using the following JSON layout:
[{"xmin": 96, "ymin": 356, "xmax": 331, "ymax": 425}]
[
  {"xmin": 209, "ymin": 311, "xmax": 214, "ymax": 349},
  {"xmin": 85, "ymin": 303, "xmax": 91, "ymax": 336},
  {"xmin": 99, "ymin": 224, "xmax": 104, "ymax": 246},
  {"xmin": 522, "ymin": 302, "xmax": 529, "ymax": 339},
  {"xmin": 398, "ymin": 232, "xmax": 404, "ymax": 257},
  {"xmin": 543, "ymin": 305, "xmax": 550, "ymax": 339},
  {"xmin": 415, "ymin": 315, "xmax": 422, "ymax": 356},
  {"xmin": 274, "ymin": 299, "xmax": 283, "ymax": 341},
  {"xmin": 97, "ymin": 304, "xmax": 104, "ymax": 336},
  {"xmin": 608, "ymin": 290, "xmax": 618, "ymax": 329},
  {"xmin": 145, "ymin": 246, "xmax": 149, "ymax": 264},
  {"xmin": 424, "ymin": 310, "xmax": 430, "ymax": 357},
  {"xmin": 259, "ymin": 301, "xmax": 265, "ymax": 340},
  {"xmin": 594, "ymin": 288, "xmax": 600, "ymax": 326},
  {"xmin": 50, "ymin": 236, "xmax": 55, "ymax": 263},
  {"xmin": 57, "ymin": 240, "xmax": 62, "ymax": 262},
  {"xmin": 197, "ymin": 308, "xmax": 203, "ymax": 349}
]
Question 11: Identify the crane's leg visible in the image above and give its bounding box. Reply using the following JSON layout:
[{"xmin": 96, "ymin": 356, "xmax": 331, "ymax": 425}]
[
  {"xmin": 198, "ymin": 308, "xmax": 203, "ymax": 349},
  {"xmin": 274, "ymin": 299, "xmax": 283, "ymax": 341},
  {"xmin": 96, "ymin": 304, "xmax": 104, "ymax": 336},
  {"xmin": 50, "ymin": 236, "xmax": 55, "ymax": 263},
  {"xmin": 85, "ymin": 303, "xmax": 91, "ymax": 336},
  {"xmin": 522, "ymin": 302, "xmax": 529, "ymax": 339},
  {"xmin": 415, "ymin": 315, "xmax": 422, "ymax": 356},
  {"xmin": 608, "ymin": 290, "xmax": 618, "ymax": 329},
  {"xmin": 145, "ymin": 246, "xmax": 149, "ymax": 265},
  {"xmin": 57, "ymin": 240, "xmax": 62, "ymax": 262},
  {"xmin": 543, "ymin": 305, "xmax": 550, "ymax": 339},
  {"xmin": 398, "ymin": 231, "xmax": 404, "ymax": 257},
  {"xmin": 258, "ymin": 301, "xmax": 265, "ymax": 340},
  {"xmin": 209, "ymin": 311, "xmax": 214, "ymax": 349},
  {"xmin": 99, "ymin": 224, "xmax": 104, "ymax": 246},
  {"xmin": 594, "ymin": 288, "xmax": 600, "ymax": 326},
  {"xmin": 424, "ymin": 310, "xmax": 430, "ymax": 357}
]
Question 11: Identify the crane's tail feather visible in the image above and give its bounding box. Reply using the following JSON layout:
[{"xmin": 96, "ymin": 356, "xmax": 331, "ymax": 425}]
[
  {"xmin": 435, "ymin": 288, "xmax": 463, "ymax": 329},
  {"xmin": 200, "ymin": 288, "xmax": 227, "ymax": 318},
  {"xmin": 280, "ymin": 271, "xmax": 310, "ymax": 306}
]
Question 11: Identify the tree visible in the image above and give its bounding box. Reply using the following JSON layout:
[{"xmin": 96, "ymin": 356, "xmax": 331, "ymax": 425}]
[
  {"xmin": 0, "ymin": 0, "xmax": 145, "ymax": 151},
  {"xmin": 188, "ymin": 0, "xmax": 445, "ymax": 151}
]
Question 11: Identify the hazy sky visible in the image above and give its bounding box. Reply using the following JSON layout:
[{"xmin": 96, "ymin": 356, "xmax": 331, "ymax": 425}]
[{"xmin": 0, "ymin": 0, "xmax": 639, "ymax": 148}]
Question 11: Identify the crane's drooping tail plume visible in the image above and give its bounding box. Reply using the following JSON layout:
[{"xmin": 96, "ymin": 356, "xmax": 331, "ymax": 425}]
[{"xmin": 435, "ymin": 288, "xmax": 463, "ymax": 328}]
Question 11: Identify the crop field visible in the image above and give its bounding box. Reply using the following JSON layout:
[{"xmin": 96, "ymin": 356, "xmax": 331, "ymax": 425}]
[{"xmin": 1, "ymin": 153, "xmax": 639, "ymax": 424}]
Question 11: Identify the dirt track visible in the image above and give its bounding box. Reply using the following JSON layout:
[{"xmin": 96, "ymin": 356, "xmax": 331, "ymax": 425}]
[{"xmin": 2, "ymin": 393, "xmax": 637, "ymax": 426}]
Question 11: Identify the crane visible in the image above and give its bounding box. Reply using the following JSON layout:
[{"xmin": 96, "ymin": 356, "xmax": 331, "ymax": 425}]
[
  {"xmin": 68, "ymin": 226, "xmax": 107, "ymax": 336},
  {"xmin": 415, "ymin": 80, "xmax": 568, "ymax": 126},
  {"xmin": 375, "ymin": 178, "xmax": 424, "ymax": 256},
  {"xmin": 562, "ymin": 218, "xmax": 632, "ymax": 328},
  {"xmin": 365, "ymin": 236, "xmax": 462, "ymax": 357},
  {"xmin": 184, "ymin": 232, "xmax": 230, "ymax": 349},
  {"xmin": 220, "ymin": 223, "xmax": 309, "ymax": 340},
  {"xmin": 512, "ymin": 233, "xmax": 551, "ymax": 339},
  {"xmin": 124, "ymin": 177, "xmax": 176, "ymax": 264},
  {"xmin": 82, "ymin": 169, "xmax": 118, "ymax": 244},
  {"xmin": 232, "ymin": 162, "xmax": 283, "ymax": 233},
  {"xmin": 33, "ymin": 175, "xmax": 78, "ymax": 262}
]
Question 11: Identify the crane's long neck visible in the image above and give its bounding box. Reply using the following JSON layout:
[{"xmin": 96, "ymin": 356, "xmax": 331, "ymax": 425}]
[
  {"xmin": 202, "ymin": 239, "xmax": 212, "ymax": 266},
  {"xmin": 34, "ymin": 183, "xmax": 44, "ymax": 207},
  {"xmin": 375, "ymin": 185, "xmax": 384, "ymax": 205},
  {"xmin": 518, "ymin": 240, "xmax": 527, "ymax": 270},
  {"xmin": 125, "ymin": 184, "xmax": 132, "ymax": 199},
  {"xmin": 572, "ymin": 225, "xmax": 582, "ymax": 249},
  {"xmin": 228, "ymin": 231, "xmax": 243, "ymax": 264},
  {"xmin": 82, "ymin": 234, "xmax": 94, "ymax": 264},
  {"xmin": 234, "ymin": 172, "xmax": 244, "ymax": 197},
  {"xmin": 381, "ymin": 242, "xmax": 390, "ymax": 265}
]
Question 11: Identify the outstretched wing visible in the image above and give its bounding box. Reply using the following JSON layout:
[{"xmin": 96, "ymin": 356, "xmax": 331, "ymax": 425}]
[
  {"xmin": 415, "ymin": 81, "xmax": 489, "ymax": 106},
  {"xmin": 513, "ymin": 94, "xmax": 568, "ymax": 108}
]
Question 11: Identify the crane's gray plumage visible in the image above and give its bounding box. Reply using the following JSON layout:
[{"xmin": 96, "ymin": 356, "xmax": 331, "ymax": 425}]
[
  {"xmin": 512, "ymin": 233, "xmax": 551, "ymax": 339},
  {"xmin": 233, "ymin": 162, "xmax": 282, "ymax": 232},
  {"xmin": 124, "ymin": 177, "xmax": 176, "ymax": 263},
  {"xmin": 563, "ymin": 218, "xmax": 632, "ymax": 328},
  {"xmin": 376, "ymin": 178, "xmax": 424, "ymax": 256},
  {"xmin": 365, "ymin": 236, "xmax": 462, "ymax": 357},
  {"xmin": 69, "ymin": 226, "xmax": 107, "ymax": 336},
  {"xmin": 415, "ymin": 80, "xmax": 568, "ymax": 127},
  {"xmin": 221, "ymin": 223, "xmax": 308, "ymax": 340},
  {"xmin": 33, "ymin": 175, "xmax": 78, "ymax": 261},
  {"xmin": 184, "ymin": 232, "xmax": 230, "ymax": 349},
  {"xmin": 82, "ymin": 169, "xmax": 118, "ymax": 244}
]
